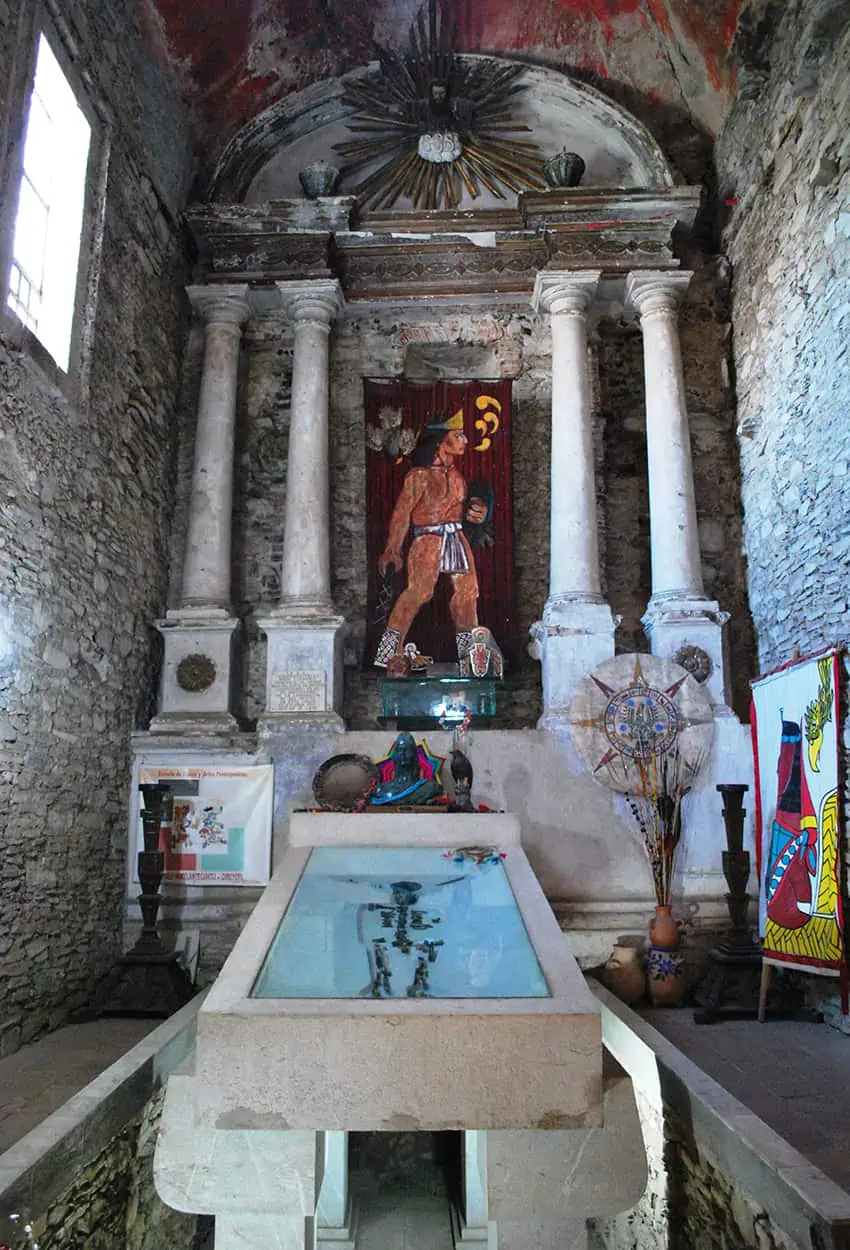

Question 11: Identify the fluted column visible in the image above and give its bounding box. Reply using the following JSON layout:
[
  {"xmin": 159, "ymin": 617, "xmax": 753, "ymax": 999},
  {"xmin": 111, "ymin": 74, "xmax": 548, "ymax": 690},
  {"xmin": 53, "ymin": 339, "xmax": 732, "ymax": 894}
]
[
  {"xmin": 178, "ymin": 285, "xmax": 250, "ymax": 611},
  {"xmin": 627, "ymin": 270, "xmax": 731, "ymax": 710},
  {"xmin": 530, "ymin": 271, "xmax": 617, "ymax": 725},
  {"xmin": 151, "ymin": 284, "xmax": 249, "ymax": 735},
  {"xmin": 277, "ymin": 280, "xmax": 342, "ymax": 612},
  {"xmin": 257, "ymin": 279, "xmax": 346, "ymax": 726}
]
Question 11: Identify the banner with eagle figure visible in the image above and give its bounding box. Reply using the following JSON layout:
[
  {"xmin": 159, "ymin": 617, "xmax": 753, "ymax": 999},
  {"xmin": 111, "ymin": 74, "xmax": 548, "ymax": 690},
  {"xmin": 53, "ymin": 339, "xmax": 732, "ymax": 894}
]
[{"xmin": 751, "ymin": 649, "xmax": 844, "ymax": 973}]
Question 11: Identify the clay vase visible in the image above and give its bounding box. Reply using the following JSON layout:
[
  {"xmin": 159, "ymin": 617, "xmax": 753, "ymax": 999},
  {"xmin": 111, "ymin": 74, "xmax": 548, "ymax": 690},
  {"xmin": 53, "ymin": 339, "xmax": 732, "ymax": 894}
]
[
  {"xmin": 646, "ymin": 906, "xmax": 684, "ymax": 1006},
  {"xmin": 646, "ymin": 945, "xmax": 686, "ymax": 1007},
  {"xmin": 602, "ymin": 938, "xmax": 646, "ymax": 1006},
  {"xmin": 648, "ymin": 905, "xmax": 679, "ymax": 950}
]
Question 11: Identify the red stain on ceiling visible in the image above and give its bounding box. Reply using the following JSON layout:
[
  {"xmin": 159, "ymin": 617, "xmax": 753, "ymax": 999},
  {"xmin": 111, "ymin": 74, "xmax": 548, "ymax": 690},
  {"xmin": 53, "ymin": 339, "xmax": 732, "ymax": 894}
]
[{"xmin": 134, "ymin": 0, "xmax": 742, "ymax": 166}]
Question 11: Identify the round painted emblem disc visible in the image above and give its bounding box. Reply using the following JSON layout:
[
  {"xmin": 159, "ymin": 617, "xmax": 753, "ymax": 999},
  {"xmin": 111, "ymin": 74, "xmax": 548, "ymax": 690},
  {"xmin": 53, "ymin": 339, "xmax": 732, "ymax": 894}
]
[{"xmin": 603, "ymin": 685, "xmax": 678, "ymax": 759}]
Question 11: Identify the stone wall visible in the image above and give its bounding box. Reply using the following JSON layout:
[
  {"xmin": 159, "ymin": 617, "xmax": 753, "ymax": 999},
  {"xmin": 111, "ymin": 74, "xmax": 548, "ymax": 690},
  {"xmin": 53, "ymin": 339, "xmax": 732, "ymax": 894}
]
[
  {"xmin": 0, "ymin": 0, "xmax": 193, "ymax": 1053},
  {"xmin": 716, "ymin": 0, "xmax": 850, "ymax": 1029},
  {"xmin": 4, "ymin": 1089, "xmax": 203, "ymax": 1250},
  {"xmin": 168, "ymin": 282, "xmax": 747, "ymax": 727},
  {"xmin": 716, "ymin": 0, "xmax": 850, "ymax": 673}
]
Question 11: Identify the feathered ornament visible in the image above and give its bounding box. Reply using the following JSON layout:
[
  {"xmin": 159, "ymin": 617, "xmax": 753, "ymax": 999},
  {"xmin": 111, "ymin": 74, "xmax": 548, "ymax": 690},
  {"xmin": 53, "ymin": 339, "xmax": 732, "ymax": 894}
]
[{"xmin": 366, "ymin": 406, "xmax": 418, "ymax": 461}]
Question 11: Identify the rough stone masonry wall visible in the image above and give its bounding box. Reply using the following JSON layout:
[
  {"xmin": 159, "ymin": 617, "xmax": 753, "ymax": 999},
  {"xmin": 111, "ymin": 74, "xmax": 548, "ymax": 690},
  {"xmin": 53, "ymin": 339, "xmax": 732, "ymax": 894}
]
[
  {"xmin": 170, "ymin": 286, "xmax": 745, "ymax": 727},
  {"xmin": 3, "ymin": 1089, "xmax": 205, "ymax": 1250},
  {"xmin": 716, "ymin": 0, "xmax": 850, "ymax": 673},
  {"xmin": 591, "ymin": 1090, "xmax": 805, "ymax": 1250},
  {"xmin": 716, "ymin": 0, "xmax": 850, "ymax": 1024},
  {"xmin": 0, "ymin": 0, "xmax": 193, "ymax": 1054}
]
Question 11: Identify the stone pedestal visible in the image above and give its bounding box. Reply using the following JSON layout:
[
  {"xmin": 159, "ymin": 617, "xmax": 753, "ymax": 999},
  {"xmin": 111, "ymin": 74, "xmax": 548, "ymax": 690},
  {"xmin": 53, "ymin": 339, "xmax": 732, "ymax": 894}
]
[
  {"xmin": 257, "ymin": 612, "xmax": 345, "ymax": 725},
  {"xmin": 627, "ymin": 270, "xmax": 731, "ymax": 712},
  {"xmin": 531, "ymin": 272, "xmax": 617, "ymax": 725},
  {"xmin": 153, "ymin": 285, "xmax": 250, "ymax": 734},
  {"xmin": 642, "ymin": 597, "xmax": 732, "ymax": 712},
  {"xmin": 449, "ymin": 1056, "xmax": 646, "ymax": 1250},
  {"xmin": 151, "ymin": 611, "xmax": 240, "ymax": 735},
  {"xmin": 315, "ymin": 1131, "xmax": 358, "ymax": 1248},
  {"xmin": 154, "ymin": 1072, "xmax": 318, "ymax": 1250},
  {"xmin": 530, "ymin": 599, "xmax": 621, "ymax": 733}
]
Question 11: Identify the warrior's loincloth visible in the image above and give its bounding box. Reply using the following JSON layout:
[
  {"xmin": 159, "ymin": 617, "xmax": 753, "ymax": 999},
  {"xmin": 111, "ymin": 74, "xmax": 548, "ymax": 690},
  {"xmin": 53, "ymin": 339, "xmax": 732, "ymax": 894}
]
[{"xmin": 411, "ymin": 521, "xmax": 470, "ymax": 573}]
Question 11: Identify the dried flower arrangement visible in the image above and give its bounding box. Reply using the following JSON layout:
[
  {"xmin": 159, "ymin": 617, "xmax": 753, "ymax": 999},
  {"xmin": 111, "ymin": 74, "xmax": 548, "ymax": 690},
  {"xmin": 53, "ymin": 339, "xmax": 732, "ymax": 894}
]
[{"xmin": 621, "ymin": 748, "xmax": 707, "ymax": 909}]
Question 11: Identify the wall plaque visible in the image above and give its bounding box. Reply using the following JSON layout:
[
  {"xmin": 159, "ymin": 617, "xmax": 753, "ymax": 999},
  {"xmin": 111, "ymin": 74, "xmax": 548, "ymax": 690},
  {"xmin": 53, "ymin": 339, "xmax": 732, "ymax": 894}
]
[{"xmin": 269, "ymin": 669, "xmax": 326, "ymax": 713}]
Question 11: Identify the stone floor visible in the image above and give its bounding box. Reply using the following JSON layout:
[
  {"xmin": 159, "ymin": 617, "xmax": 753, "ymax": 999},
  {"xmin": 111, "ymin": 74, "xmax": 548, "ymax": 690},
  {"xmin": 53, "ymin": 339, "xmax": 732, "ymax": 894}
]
[
  {"xmin": 638, "ymin": 1006, "xmax": 850, "ymax": 1193},
  {"xmin": 1, "ymin": 1005, "xmax": 849, "ymax": 1245},
  {"xmin": 0, "ymin": 1017, "xmax": 156, "ymax": 1154}
]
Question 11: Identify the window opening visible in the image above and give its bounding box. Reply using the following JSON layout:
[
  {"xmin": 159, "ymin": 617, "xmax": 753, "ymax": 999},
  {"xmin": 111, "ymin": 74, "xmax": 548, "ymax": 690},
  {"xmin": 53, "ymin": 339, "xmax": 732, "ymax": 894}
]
[{"xmin": 7, "ymin": 33, "xmax": 92, "ymax": 371}]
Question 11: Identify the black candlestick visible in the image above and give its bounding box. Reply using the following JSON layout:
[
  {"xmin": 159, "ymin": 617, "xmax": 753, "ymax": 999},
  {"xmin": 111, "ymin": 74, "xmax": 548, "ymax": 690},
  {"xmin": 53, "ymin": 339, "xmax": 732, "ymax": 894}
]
[
  {"xmin": 693, "ymin": 784, "xmax": 763, "ymax": 1024},
  {"xmin": 90, "ymin": 782, "xmax": 195, "ymax": 1018}
]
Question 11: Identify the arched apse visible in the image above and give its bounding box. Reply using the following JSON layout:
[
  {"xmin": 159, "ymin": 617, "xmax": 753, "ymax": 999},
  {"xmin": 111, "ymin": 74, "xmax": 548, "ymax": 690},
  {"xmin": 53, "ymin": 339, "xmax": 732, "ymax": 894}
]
[{"xmin": 209, "ymin": 57, "xmax": 677, "ymax": 205}]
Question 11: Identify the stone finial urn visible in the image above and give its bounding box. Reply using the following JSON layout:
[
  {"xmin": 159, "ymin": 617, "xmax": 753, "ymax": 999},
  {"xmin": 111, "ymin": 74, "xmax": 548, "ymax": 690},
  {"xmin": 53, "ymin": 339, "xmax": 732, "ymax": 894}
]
[
  {"xmin": 542, "ymin": 149, "xmax": 586, "ymax": 188},
  {"xmin": 298, "ymin": 159, "xmax": 341, "ymax": 199}
]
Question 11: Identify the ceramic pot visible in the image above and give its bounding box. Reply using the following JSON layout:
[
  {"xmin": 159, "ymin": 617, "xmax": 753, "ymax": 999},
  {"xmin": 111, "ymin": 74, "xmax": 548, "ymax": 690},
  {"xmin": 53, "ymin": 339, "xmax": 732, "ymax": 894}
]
[
  {"xmin": 648, "ymin": 904, "xmax": 679, "ymax": 950},
  {"xmin": 542, "ymin": 149, "xmax": 586, "ymax": 188},
  {"xmin": 646, "ymin": 945, "xmax": 685, "ymax": 1007},
  {"xmin": 298, "ymin": 159, "xmax": 341, "ymax": 199},
  {"xmin": 602, "ymin": 938, "xmax": 646, "ymax": 1006}
]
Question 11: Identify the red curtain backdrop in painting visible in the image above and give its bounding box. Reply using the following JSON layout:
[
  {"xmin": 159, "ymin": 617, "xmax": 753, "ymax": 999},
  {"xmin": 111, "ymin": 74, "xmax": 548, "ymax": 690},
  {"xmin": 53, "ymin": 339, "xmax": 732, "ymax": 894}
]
[{"xmin": 364, "ymin": 378, "xmax": 518, "ymax": 671}]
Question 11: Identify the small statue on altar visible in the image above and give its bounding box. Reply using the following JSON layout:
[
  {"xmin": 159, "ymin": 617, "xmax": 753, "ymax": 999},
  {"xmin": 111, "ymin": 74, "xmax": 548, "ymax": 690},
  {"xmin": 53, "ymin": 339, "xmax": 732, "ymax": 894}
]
[
  {"xmin": 369, "ymin": 732, "xmax": 444, "ymax": 807},
  {"xmin": 450, "ymin": 748, "xmax": 475, "ymax": 812}
]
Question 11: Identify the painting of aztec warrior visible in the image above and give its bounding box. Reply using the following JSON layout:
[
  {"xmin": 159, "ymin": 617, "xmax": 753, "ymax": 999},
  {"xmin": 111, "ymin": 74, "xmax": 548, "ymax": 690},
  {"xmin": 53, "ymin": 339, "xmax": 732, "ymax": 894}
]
[
  {"xmin": 373, "ymin": 408, "xmax": 502, "ymax": 670},
  {"xmin": 765, "ymin": 717, "xmax": 841, "ymax": 966}
]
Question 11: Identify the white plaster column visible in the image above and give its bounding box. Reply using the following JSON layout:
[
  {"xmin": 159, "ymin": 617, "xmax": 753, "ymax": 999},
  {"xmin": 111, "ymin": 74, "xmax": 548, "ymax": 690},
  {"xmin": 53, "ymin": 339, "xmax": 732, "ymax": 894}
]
[
  {"xmin": 277, "ymin": 281, "xmax": 341, "ymax": 612},
  {"xmin": 180, "ymin": 287, "xmax": 250, "ymax": 611},
  {"xmin": 151, "ymin": 284, "xmax": 250, "ymax": 736},
  {"xmin": 257, "ymin": 279, "xmax": 346, "ymax": 724},
  {"xmin": 626, "ymin": 270, "xmax": 732, "ymax": 711},
  {"xmin": 530, "ymin": 271, "xmax": 618, "ymax": 727}
]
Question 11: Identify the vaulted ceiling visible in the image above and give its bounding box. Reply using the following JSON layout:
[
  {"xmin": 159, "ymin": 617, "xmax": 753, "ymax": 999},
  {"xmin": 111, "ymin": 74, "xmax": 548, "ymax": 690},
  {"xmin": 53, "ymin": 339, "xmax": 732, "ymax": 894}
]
[{"xmin": 134, "ymin": 0, "xmax": 744, "ymax": 176}]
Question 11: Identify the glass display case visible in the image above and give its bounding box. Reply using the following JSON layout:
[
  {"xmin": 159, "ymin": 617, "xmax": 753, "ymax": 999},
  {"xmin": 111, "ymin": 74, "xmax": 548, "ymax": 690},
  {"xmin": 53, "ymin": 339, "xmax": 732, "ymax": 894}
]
[
  {"xmin": 380, "ymin": 676, "xmax": 498, "ymax": 727},
  {"xmin": 252, "ymin": 845, "xmax": 549, "ymax": 1000}
]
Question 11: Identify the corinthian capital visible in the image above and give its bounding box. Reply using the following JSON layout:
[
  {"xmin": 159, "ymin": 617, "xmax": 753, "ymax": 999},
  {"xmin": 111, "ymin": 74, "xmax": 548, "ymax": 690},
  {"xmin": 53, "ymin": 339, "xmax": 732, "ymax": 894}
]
[
  {"xmin": 626, "ymin": 270, "xmax": 692, "ymax": 320},
  {"xmin": 532, "ymin": 270, "xmax": 601, "ymax": 317},
  {"xmin": 277, "ymin": 279, "xmax": 343, "ymax": 331}
]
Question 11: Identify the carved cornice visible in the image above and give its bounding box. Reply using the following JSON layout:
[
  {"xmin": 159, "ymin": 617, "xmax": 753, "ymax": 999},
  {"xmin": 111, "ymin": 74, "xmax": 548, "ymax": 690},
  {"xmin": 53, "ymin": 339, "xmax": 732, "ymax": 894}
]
[
  {"xmin": 182, "ymin": 188, "xmax": 701, "ymax": 303},
  {"xmin": 546, "ymin": 221, "xmax": 676, "ymax": 269},
  {"xmin": 337, "ymin": 238, "xmax": 548, "ymax": 301},
  {"xmin": 520, "ymin": 186, "xmax": 702, "ymax": 232}
]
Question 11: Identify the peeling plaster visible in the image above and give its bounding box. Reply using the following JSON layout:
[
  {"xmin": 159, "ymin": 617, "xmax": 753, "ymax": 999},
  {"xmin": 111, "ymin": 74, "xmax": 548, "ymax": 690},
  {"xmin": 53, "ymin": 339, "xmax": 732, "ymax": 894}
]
[{"xmin": 132, "ymin": 0, "xmax": 743, "ymax": 173}]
